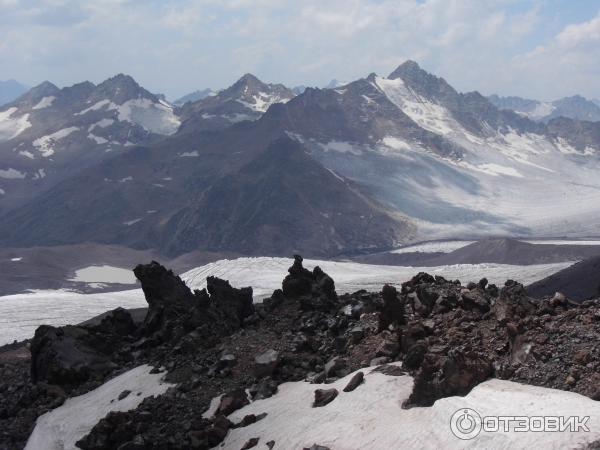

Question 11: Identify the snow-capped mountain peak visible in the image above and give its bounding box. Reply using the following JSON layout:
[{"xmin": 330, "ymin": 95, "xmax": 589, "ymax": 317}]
[{"xmin": 177, "ymin": 73, "xmax": 296, "ymax": 131}]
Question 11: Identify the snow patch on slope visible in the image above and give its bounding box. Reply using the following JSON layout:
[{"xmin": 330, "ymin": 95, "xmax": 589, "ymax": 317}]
[
  {"xmin": 0, "ymin": 168, "xmax": 26, "ymax": 179},
  {"xmin": 221, "ymin": 365, "xmax": 600, "ymax": 450},
  {"xmin": 0, "ymin": 107, "xmax": 32, "ymax": 141},
  {"xmin": 75, "ymin": 99, "xmax": 180, "ymax": 135},
  {"xmin": 375, "ymin": 76, "xmax": 456, "ymax": 135},
  {"xmin": 236, "ymin": 92, "xmax": 290, "ymax": 113},
  {"xmin": 115, "ymin": 98, "xmax": 180, "ymax": 135},
  {"xmin": 33, "ymin": 127, "xmax": 79, "ymax": 157},
  {"xmin": 69, "ymin": 265, "xmax": 137, "ymax": 285},
  {"xmin": 32, "ymin": 96, "xmax": 56, "ymax": 110},
  {"xmin": 25, "ymin": 365, "xmax": 172, "ymax": 450}
]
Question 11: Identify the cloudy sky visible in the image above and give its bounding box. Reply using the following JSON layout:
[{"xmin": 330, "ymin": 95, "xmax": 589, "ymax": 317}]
[{"xmin": 1, "ymin": 0, "xmax": 599, "ymax": 101}]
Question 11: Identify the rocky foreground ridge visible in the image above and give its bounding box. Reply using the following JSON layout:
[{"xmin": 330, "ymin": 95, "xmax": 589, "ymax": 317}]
[{"xmin": 1, "ymin": 256, "xmax": 600, "ymax": 449}]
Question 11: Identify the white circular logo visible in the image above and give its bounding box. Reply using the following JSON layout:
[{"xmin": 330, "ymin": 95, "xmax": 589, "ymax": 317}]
[{"xmin": 450, "ymin": 408, "xmax": 482, "ymax": 440}]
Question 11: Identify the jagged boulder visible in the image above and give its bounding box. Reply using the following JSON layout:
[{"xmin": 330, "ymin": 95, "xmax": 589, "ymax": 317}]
[
  {"xmin": 30, "ymin": 325, "xmax": 116, "ymax": 385},
  {"xmin": 282, "ymin": 255, "xmax": 337, "ymax": 310},
  {"xmin": 378, "ymin": 284, "xmax": 405, "ymax": 331},
  {"xmin": 134, "ymin": 262, "xmax": 255, "ymax": 344},
  {"xmin": 404, "ymin": 347, "xmax": 492, "ymax": 407},
  {"xmin": 91, "ymin": 307, "xmax": 136, "ymax": 336},
  {"xmin": 493, "ymin": 280, "xmax": 536, "ymax": 323}
]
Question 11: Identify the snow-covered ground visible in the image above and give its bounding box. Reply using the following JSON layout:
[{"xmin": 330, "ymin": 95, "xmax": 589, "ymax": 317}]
[
  {"xmin": 220, "ymin": 364, "xmax": 600, "ymax": 449},
  {"xmin": 391, "ymin": 239, "xmax": 600, "ymax": 255},
  {"xmin": 25, "ymin": 365, "xmax": 173, "ymax": 450},
  {"xmin": 0, "ymin": 257, "xmax": 575, "ymax": 345},
  {"xmin": 69, "ymin": 265, "xmax": 138, "ymax": 285},
  {"xmin": 524, "ymin": 239, "xmax": 600, "ymax": 246},
  {"xmin": 391, "ymin": 241, "xmax": 475, "ymax": 254}
]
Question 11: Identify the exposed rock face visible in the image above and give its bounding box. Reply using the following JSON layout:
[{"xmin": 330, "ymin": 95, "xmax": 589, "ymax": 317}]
[
  {"xmin": 135, "ymin": 261, "xmax": 254, "ymax": 346},
  {"xmin": 30, "ymin": 326, "xmax": 113, "ymax": 385},
  {"xmin": 404, "ymin": 348, "xmax": 492, "ymax": 408},
  {"xmin": 30, "ymin": 262, "xmax": 254, "ymax": 387}
]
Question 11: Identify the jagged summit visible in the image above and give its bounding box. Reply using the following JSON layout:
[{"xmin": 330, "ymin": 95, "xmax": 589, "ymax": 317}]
[
  {"xmin": 19, "ymin": 81, "xmax": 60, "ymax": 102},
  {"xmin": 95, "ymin": 73, "xmax": 155, "ymax": 103},
  {"xmin": 387, "ymin": 59, "xmax": 457, "ymax": 101},
  {"xmin": 388, "ymin": 59, "xmax": 422, "ymax": 78}
]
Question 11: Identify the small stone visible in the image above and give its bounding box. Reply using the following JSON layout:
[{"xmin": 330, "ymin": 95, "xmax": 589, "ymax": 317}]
[
  {"xmin": 343, "ymin": 371, "xmax": 364, "ymax": 392},
  {"xmin": 350, "ymin": 326, "xmax": 365, "ymax": 344},
  {"xmin": 369, "ymin": 356, "xmax": 391, "ymax": 366},
  {"xmin": 324, "ymin": 357, "xmax": 347, "ymax": 378},
  {"xmin": 313, "ymin": 388, "xmax": 339, "ymax": 407},
  {"xmin": 118, "ymin": 390, "xmax": 132, "ymax": 401},
  {"xmin": 241, "ymin": 437, "xmax": 260, "ymax": 449},
  {"xmin": 216, "ymin": 389, "xmax": 250, "ymax": 416},
  {"xmin": 254, "ymin": 349, "xmax": 280, "ymax": 378}
]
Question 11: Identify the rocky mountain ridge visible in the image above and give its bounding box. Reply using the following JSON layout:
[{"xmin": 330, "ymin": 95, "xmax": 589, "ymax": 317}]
[
  {"xmin": 488, "ymin": 93, "xmax": 600, "ymax": 122},
  {"xmin": 1, "ymin": 61, "xmax": 600, "ymax": 256}
]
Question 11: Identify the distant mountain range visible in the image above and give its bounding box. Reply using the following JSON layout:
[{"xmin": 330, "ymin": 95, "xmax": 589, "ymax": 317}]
[
  {"xmin": 173, "ymin": 88, "xmax": 216, "ymax": 106},
  {"xmin": 0, "ymin": 79, "xmax": 29, "ymax": 107},
  {"xmin": 488, "ymin": 94, "xmax": 600, "ymax": 122},
  {"xmin": 1, "ymin": 62, "xmax": 600, "ymax": 257}
]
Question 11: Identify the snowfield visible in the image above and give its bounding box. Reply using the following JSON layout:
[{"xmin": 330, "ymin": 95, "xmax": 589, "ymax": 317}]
[
  {"xmin": 220, "ymin": 364, "xmax": 600, "ymax": 449},
  {"xmin": 391, "ymin": 240, "xmax": 475, "ymax": 254},
  {"xmin": 33, "ymin": 126, "xmax": 79, "ymax": 157},
  {"xmin": 25, "ymin": 365, "xmax": 173, "ymax": 450},
  {"xmin": 69, "ymin": 265, "xmax": 138, "ymax": 285},
  {"xmin": 0, "ymin": 257, "xmax": 575, "ymax": 345},
  {"xmin": 75, "ymin": 98, "xmax": 180, "ymax": 135},
  {"xmin": 0, "ymin": 107, "xmax": 31, "ymax": 141}
]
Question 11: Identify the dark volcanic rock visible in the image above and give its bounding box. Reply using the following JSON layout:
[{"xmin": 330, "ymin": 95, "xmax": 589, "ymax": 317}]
[
  {"xmin": 216, "ymin": 389, "xmax": 250, "ymax": 416},
  {"xmin": 282, "ymin": 255, "xmax": 337, "ymax": 310},
  {"xmin": 241, "ymin": 437, "xmax": 260, "ymax": 449},
  {"xmin": 343, "ymin": 371, "xmax": 364, "ymax": 392},
  {"xmin": 405, "ymin": 348, "xmax": 492, "ymax": 408},
  {"xmin": 378, "ymin": 284, "xmax": 405, "ymax": 331},
  {"xmin": 135, "ymin": 261, "xmax": 254, "ymax": 346},
  {"xmin": 313, "ymin": 388, "xmax": 339, "ymax": 407},
  {"xmin": 30, "ymin": 325, "xmax": 117, "ymax": 385},
  {"xmin": 253, "ymin": 349, "xmax": 280, "ymax": 378}
]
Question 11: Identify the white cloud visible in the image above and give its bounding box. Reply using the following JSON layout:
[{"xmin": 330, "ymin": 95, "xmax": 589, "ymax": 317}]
[{"xmin": 0, "ymin": 0, "xmax": 597, "ymax": 101}]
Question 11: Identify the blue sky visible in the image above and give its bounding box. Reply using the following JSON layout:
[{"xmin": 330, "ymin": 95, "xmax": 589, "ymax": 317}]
[{"xmin": 1, "ymin": 0, "xmax": 599, "ymax": 101}]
